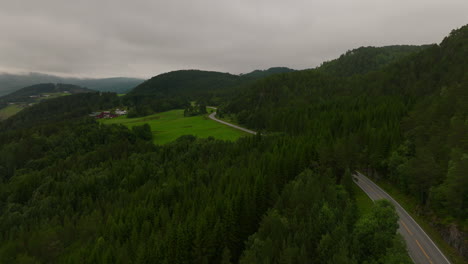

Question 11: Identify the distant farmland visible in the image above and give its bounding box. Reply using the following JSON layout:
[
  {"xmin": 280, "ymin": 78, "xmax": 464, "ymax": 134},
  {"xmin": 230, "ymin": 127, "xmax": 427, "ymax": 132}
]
[
  {"xmin": 100, "ymin": 109, "xmax": 248, "ymax": 144},
  {"xmin": 0, "ymin": 104, "xmax": 23, "ymax": 120}
]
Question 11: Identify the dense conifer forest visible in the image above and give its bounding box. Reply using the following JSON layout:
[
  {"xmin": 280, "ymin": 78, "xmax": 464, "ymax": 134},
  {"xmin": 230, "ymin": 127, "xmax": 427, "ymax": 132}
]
[
  {"xmin": 222, "ymin": 25, "xmax": 468, "ymax": 257},
  {"xmin": 0, "ymin": 25, "xmax": 466, "ymax": 263},
  {"xmin": 0, "ymin": 103, "xmax": 411, "ymax": 263},
  {"xmin": 316, "ymin": 45, "xmax": 429, "ymax": 77}
]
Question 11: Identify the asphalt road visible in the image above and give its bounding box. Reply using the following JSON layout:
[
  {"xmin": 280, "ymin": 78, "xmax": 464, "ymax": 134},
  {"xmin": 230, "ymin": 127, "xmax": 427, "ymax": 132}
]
[
  {"xmin": 354, "ymin": 172, "xmax": 451, "ymax": 264},
  {"xmin": 207, "ymin": 107, "xmax": 257, "ymax": 135}
]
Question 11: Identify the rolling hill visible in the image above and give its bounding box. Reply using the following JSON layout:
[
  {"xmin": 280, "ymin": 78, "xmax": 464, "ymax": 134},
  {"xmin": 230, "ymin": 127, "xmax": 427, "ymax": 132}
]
[
  {"xmin": 0, "ymin": 83, "xmax": 94, "ymax": 120},
  {"xmin": 128, "ymin": 69, "xmax": 241, "ymax": 97},
  {"xmin": 0, "ymin": 83, "xmax": 93, "ymax": 103},
  {"xmin": 128, "ymin": 67, "xmax": 295, "ymax": 97},
  {"xmin": 125, "ymin": 67, "xmax": 295, "ymax": 117},
  {"xmin": 0, "ymin": 72, "xmax": 144, "ymax": 96}
]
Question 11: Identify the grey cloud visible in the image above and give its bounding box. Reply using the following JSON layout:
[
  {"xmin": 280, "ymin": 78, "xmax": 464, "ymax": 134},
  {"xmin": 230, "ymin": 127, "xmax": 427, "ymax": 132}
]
[{"xmin": 0, "ymin": 0, "xmax": 467, "ymax": 78}]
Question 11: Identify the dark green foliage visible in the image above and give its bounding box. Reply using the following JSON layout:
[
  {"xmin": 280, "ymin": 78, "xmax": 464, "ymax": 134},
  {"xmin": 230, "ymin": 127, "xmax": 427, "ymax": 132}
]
[
  {"xmin": 184, "ymin": 102, "xmax": 207, "ymax": 117},
  {"xmin": 317, "ymin": 45, "xmax": 429, "ymax": 77},
  {"xmin": 0, "ymin": 83, "xmax": 94, "ymax": 109},
  {"xmin": 124, "ymin": 94, "xmax": 188, "ymax": 118},
  {"xmin": 0, "ymin": 24, "xmax": 465, "ymax": 263},
  {"xmin": 353, "ymin": 200, "xmax": 399, "ymax": 263},
  {"xmin": 129, "ymin": 68, "xmax": 295, "ymax": 98},
  {"xmin": 124, "ymin": 70, "xmax": 240, "ymax": 117},
  {"xmin": 241, "ymin": 171, "xmax": 408, "ymax": 264},
  {"xmin": 0, "ymin": 108, "xmax": 317, "ymax": 262},
  {"xmin": 392, "ymin": 80, "xmax": 468, "ymax": 218},
  {"xmin": 129, "ymin": 70, "xmax": 241, "ymax": 97},
  {"xmin": 124, "ymin": 68, "xmax": 295, "ymax": 117},
  {"xmin": 342, "ymin": 168, "xmax": 354, "ymax": 197},
  {"xmin": 381, "ymin": 235, "xmax": 414, "ymax": 264},
  {"xmin": 132, "ymin": 123, "xmax": 153, "ymax": 141},
  {"xmin": 1, "ymin": 119, "xmax": 410, "ymax": 263},
  {"xmin": 223, "ymin": 24, "xmax": 468, "ymax": 228},
  {"xmin": 240, "ymin": 67, "xmax": 295, "ymax": 79},
  {"xmin": 240, "ymin": 170, "xmax": 356, "ymax": 264},
  {"xmin": 0, "ymin": 92, "xmax": 120, "ymax": 130}
]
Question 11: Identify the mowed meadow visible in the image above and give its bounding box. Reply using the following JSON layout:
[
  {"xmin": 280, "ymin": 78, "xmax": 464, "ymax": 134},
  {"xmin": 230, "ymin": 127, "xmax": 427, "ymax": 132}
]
[
  {"xmin": 0, "ymin": 104, "xmax": 22, "ymax": 120},
  {"xmin": 0, "ymin": 92, "xmax": 71, "ymax": 120},
  {"xmin": 100, "ymin": 109, "xmax": 247, "ymax": 144}
]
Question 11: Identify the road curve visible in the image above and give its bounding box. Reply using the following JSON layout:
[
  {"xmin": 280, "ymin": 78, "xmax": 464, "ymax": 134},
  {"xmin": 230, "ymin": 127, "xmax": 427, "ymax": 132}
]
[
  {"xmin": 354, "ymin": 172, "xmax": 451, "ymax": 264},
  {"xmin": 207, "ymin": 107, "xmax": 257, "ymax": 135}
]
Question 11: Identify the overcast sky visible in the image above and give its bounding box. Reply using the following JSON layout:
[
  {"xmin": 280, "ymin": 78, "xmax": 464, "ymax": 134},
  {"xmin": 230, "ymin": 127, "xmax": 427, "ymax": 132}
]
[{"xmin": 0, "ymin": 0, "xmax": 467, "ymax": 78}]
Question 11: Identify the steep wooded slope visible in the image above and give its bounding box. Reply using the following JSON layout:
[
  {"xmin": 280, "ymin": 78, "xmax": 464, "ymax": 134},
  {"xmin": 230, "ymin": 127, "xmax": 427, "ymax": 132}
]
[
  {"xmin": 222, "ymin": 24, "xmax": 468, "ymax": 258},
  {"xmin": 316, "ymin": 45, "xmax": 429, "ymax": 77}
]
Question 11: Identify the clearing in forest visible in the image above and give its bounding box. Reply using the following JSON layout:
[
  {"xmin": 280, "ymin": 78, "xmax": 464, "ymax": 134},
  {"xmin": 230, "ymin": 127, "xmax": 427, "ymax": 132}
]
[{"xmin": 100, "ymin": 109, "xmax": 248, "ymax": 144}]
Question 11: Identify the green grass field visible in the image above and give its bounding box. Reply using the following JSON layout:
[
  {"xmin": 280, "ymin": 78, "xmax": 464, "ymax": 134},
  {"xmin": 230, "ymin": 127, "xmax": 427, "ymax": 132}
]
[
  {"xmin": 0, "ymin": 105, "xmax": 23, "ymax": 120},
  {"xmin": 0, "ymin": 92, "xmax": 71, "ymax": 120},
  {"xmin": 100, "ymin": 109, "xmax": 248, "ymax": 144},
  {"xmin": 41, "ymin": 92, "xmax": 71, "ymax": 99}
]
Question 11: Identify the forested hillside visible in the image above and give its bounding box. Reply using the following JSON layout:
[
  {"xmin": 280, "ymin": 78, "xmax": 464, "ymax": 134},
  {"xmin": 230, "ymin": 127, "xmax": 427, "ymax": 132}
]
[
  {"xmin": 222, "ymin": 24, "xmax": 468, "ymax": 257},
  {"xmin": 0, "ymin": 79, "xmax": 408, "ymax": 262},
  {"xmin": 129, "ymin": 68, "xmax": 295, "ymax": 97},
  {"xmin": 0, "ymin": 83, "xmax": 93, "ymax": 106},
  {"xmin": 0, "ymin": 83, "xmax": 96, "ymax": 120},
  {"xmin": 124, "ymin": 68, "xmax": 294, "ymax": 117},
  {"xmin": 0, "ymin": 113, "xmax": 409, "ymax": 263},
  {"xmin": 316, "ymin": 45, "xmax": 429, "ymax": 77},
  {"xmin": 240, "ymin": 67, "xmax": 295, "ymax": 79},
  {"xmin": 0, "ymin": 24, "xmax": 466, "ymax": 263},
  {"xmin": 241, "ymin": 171, "xmax": 411, "ymax": 264},
  {"xmin": 0, "ymin": 92, "xmax": 120, "ymax": 130}
]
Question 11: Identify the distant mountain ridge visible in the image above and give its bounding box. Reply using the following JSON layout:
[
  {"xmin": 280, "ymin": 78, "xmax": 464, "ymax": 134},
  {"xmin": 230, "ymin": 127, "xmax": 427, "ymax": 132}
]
[
  {"xmin": 0, "ymin": 83, "xmax": 93, "ymax": 108},
  {"xmin": 0, "ymin": 83, "xmax": 96, "ymax": 120},
  {"xmin": 0, "ymin": 72, "xmax": 144, "ymax": 96}
]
